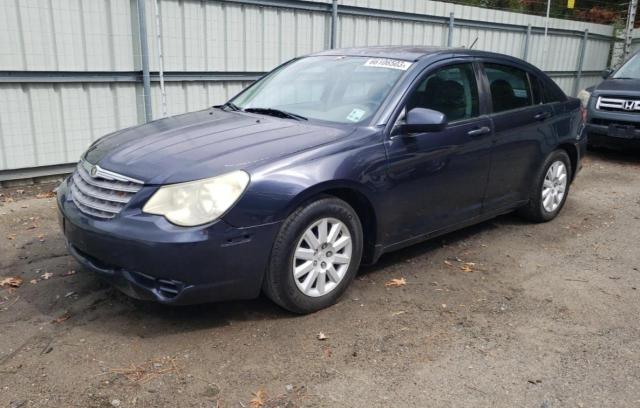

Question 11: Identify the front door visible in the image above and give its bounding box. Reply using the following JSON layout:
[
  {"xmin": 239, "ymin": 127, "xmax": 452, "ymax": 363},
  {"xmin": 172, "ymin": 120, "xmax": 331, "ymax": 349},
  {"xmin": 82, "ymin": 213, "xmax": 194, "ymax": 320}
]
[{"xmin": 381, "ymin": 61, "xmax": 493, "ymax": 245}]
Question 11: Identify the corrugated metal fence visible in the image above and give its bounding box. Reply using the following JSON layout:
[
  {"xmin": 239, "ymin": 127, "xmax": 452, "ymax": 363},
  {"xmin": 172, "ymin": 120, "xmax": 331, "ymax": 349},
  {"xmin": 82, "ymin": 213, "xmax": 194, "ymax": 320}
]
[
  {"xmin": 0, "ymin": 0, "xmax": 618, "ymax": 180},
  {"xmin": 630, "ymin": 30, "xmax": 640, "ymax": 55}
]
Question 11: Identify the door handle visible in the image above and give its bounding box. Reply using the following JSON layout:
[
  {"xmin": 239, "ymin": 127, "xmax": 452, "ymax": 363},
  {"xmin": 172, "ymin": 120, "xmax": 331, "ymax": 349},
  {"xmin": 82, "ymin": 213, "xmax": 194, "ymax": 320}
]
[
  {"xmin": 534, "ymin": 112, "xmax": 552, "ymax": 121},
  {"xmin": 467, "ymin": 126, "xmax": 491, "ymax": 137}
]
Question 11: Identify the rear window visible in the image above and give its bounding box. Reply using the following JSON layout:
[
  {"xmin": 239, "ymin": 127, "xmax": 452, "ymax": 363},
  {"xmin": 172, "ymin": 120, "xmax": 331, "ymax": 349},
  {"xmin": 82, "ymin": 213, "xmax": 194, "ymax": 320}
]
[
  {"xmin": 485, "ymin": 63, "xmax": 533, "ymax": 113},
  {"xmin": 530, "ymin": 73, "xmax": 566, "ymax": 104},
  {"xmin": 541, "ymin": 79, "xmax": 566, "ymax": 103}
]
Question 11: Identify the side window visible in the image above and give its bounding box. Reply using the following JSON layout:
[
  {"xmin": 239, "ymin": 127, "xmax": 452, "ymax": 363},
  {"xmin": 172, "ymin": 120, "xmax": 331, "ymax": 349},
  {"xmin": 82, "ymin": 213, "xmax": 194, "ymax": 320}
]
[
  {"xmin": 530, "ymin": 73, "xmax": 566, "ymax": 104},
  {"xmin": 406, "ymin": 63, "xmax": 479, "ymax": 122},
  {"xmin": 485, "ymin": 63, "xmax": 533, "ymax": 113},
  {"xmin": 541, "ymin": 79, "xmax": 566, "ymax": 103}
]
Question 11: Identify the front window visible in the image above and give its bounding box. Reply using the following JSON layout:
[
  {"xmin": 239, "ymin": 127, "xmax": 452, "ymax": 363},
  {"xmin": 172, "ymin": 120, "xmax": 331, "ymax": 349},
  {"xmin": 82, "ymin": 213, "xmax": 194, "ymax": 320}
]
[
  {"xmin": 406, "ymin": 63, "xmax": 479, "ymax": 122},
  {"xmin": 614, "ymin": 53, "xmax": 640, "ymax": 79},
  {"xmin": 231, "ymin": 56, "xmax": 410, "ymax": 124}
]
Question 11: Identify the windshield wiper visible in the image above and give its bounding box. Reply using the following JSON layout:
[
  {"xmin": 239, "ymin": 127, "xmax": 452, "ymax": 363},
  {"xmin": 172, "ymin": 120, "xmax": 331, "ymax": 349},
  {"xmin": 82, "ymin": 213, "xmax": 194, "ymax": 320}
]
[
  {"xmin": 244, "ymin": 107, "xmax": 307, "ymax": 121},
  {"xmin": 612, "ymin": 77, "xmax": 639, "ymax": 80},
  {"xmin": 216, "ymin": 101, "xmax": 241, "ymax": 111}
]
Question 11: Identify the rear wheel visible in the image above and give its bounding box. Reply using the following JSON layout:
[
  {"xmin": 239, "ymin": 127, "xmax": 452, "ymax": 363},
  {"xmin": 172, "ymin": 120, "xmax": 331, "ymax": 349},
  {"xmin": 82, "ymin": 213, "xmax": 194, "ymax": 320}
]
[
  {"xmin": 518, "ymin": 150, "xmax": 572, "ymax": 222},
  {"xmin": 263, "ymin": 197, "xmax": 363, "ymax": 314}
]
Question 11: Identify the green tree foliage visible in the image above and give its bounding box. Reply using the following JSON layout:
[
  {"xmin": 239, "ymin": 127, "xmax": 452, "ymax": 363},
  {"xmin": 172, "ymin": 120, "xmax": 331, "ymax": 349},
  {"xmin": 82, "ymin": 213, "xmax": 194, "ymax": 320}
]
[{"xmin": 454, "ymin": 0, "xmax": 627, "ymax": 25}]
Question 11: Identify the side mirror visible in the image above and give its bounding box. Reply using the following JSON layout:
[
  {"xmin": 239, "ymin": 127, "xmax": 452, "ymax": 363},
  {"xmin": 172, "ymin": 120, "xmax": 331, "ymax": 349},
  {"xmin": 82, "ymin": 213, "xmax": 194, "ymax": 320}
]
[
  {"xmin": 400, "ymin": 108, "xmax": 448, "ymax": 134},
  {"xmin": 601, "ymin": 68, "xmax": 613, "ymax": 79}
]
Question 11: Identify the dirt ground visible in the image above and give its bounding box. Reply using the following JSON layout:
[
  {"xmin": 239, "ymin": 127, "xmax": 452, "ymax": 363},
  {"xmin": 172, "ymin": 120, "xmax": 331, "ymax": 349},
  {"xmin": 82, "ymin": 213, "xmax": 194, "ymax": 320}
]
[{"xmin": 1, "ymin": 150, "xmax": 639, "ymax": 408}]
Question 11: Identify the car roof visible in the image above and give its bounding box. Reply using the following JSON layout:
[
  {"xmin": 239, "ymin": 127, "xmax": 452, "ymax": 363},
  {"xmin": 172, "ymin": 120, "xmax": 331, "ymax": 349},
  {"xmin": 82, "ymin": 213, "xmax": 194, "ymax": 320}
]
[
  {"xmin": 312, "ymin": 46, "xmax": 452, "ymax": 61},
  {"xmin": 311, "ymin": 46, "xmax": 530, "ymax": 65}
]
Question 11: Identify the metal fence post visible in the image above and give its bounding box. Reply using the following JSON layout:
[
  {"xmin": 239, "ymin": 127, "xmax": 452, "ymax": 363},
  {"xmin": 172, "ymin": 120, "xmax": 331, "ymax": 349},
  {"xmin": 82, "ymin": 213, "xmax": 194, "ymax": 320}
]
[
  {"xmin": 330, "ymin": 0, "xmax": 338, "ymax": 49},
  {"xmin": 523, "ymin": 24, "xmax": 532, "ymax": 61},
  {"xmin": 623, "ymin": 0, "xmax": 638, "ymax": 60},
  {"xmin": 572, "ymin": 29, "xmax": 589, "ymax": 96},
  {"xmin": 447, "ymin": 12, "xmax": 455, "ymax": 47},
  {"xmin": 136, "ymin": 0, "xmax": 153, "ymax": 122}
]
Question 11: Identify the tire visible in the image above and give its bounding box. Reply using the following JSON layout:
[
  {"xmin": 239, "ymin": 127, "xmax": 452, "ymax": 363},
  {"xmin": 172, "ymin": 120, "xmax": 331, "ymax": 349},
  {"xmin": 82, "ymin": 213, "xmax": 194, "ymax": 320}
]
[
  {"xmin": 517, "ymin": 149, "xmax": 572, "ymax": 223},
  {"xmin": 263, "ymin": 196, "xmax": 363, "ymax": 314}
]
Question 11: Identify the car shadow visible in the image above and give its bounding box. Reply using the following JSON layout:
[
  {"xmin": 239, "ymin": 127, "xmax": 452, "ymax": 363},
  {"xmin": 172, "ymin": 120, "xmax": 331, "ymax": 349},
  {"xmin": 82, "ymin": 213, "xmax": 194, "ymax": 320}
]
[
  {"xmin": 359, "ymin": 212, "xmax": 524, "ymax": 276},
  {"xmin": 586, "ymin": 146, "xmax": 640, "ymax": 165},
  {"xmin": 12, "ymin": 211, "xmax": 527, "ymax": 339}
]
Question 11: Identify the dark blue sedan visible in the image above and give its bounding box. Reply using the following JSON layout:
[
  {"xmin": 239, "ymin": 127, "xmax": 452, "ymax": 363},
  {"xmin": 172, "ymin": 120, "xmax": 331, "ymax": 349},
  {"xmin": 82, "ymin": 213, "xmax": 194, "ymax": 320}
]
[{"xmin": 57, "ymin": 46, "xmax": 586, "ymax": 313}]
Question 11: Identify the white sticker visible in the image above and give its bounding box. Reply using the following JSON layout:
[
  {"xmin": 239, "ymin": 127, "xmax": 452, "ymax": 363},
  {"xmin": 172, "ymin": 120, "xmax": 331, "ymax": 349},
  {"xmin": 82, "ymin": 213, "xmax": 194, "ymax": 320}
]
[
  {"xmin": 513, "ymin": 89, "xmax": 528, "ymax": 98},
  {"xmin": 346, "ymin": 108, "xmax": 366, "ymax": 122},
  {"xmin": 364, "ymin": 58, "xmax": 413, "ymax": 71}
]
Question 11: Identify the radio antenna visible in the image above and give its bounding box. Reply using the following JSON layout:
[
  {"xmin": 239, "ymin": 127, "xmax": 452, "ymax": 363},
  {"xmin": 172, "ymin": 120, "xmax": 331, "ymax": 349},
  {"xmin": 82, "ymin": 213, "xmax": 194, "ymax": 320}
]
[{"xmin": 469, "ymin": 37, "xmax": 479, "ymax": 50}]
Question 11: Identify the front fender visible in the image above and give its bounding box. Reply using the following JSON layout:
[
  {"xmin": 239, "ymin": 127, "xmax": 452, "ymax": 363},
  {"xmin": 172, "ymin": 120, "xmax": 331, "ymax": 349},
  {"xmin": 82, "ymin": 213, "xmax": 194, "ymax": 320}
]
[{"xmin": 221, "ymin": 131, "xmax": 388, "ymax": 229}]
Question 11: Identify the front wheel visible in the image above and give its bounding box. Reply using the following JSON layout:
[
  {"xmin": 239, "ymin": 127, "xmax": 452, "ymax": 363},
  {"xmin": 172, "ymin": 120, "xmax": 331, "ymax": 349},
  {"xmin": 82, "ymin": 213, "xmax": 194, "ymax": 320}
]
[
  {"xmin": 263, "ymin": 197, "xmax": 363, "ymax": 314},
  {"xmin": 517, "ymin": 150, "xmax": 572, "ymax": 223}
]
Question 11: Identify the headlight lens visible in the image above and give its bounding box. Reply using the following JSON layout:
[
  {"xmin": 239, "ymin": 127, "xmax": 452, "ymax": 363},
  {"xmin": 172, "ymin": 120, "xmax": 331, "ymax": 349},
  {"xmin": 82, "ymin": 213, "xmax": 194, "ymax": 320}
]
[
  {"xmin": 143, "ymin": 170, "xmax": 250, "ymax": 226},
  {"xmin": 577, "ymin": 89, "xmax": 591, "ymax": 108}
]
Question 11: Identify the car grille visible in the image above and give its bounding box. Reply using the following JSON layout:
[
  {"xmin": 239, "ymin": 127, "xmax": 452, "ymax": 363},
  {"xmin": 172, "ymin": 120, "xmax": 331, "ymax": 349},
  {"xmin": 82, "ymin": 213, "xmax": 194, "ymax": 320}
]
[
  {"xmin": 69, "ymin": 160, "xmax": 143, "ymax": 219},
  {"xmin": 596, "ymin": 96, "xmax": 640, "ymax": 113}
]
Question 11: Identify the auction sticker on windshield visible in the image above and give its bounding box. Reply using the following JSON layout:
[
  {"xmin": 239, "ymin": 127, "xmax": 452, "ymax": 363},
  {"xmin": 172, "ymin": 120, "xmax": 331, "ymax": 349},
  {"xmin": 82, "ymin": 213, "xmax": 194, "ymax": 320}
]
[
  {"xmin": 364, "ymin": 58, "xmax": 412, "ymax": 71},
  {"xmin": 346, "ymin": 108, "xmax": 366, "ymax": 122}
]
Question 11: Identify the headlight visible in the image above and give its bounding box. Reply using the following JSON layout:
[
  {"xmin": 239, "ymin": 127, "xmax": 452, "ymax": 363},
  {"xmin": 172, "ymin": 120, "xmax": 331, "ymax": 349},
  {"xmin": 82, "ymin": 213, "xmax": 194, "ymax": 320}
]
[
  {"xmin": 143, "ymin": 170, "xmax": 250, "ymax": 226},
  {"xmin": 577, "ymin": 89, "xmax": 591, "ymax": 108}
]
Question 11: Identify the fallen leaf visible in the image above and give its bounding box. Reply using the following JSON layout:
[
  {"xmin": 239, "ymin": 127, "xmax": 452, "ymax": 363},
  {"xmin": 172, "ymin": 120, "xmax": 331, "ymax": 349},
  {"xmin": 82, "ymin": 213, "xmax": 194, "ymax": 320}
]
[
  {"xmin": 0, "ymin": 276, "xmax": 23, "ymax": 288},
  {"xmin": 41, "ymin": 272, "xmax": 53, "ymax": 280},
  {"xmin": 62, "ymin": 270, "xmax": 76, "ymax": 276},
  {"xmin": 52, "ymin": 311, "xmax": 71, "ymax": 324},
  {"xmin": 250, "ymin": 389, "xmax": 267, "ymax": 408},
  {"xmin": 385, "ymin": 277, "xmax": 407, "ymax": 287},
  {"xmin": 443, "ymin": 260, "xmax": 453, "ymax": 267},
  {"xmin": 460, "ymin": 262, "xmax": 476, "ymax": 273},
  {"xmin": 6, "ymin": 234, "xmax": 16, "ymax": 241},
  {"xmin": 110, "ymin": 356, "xmax": 180, "ymax": 384},
  {"xmin": 391, "ymin": 310, "xmax": 407, "ymax": 316},
  {"xmin": 317, "ymin": 332, "xmax": 328, "ymax": 341},
  {"xmin": 29, "ymin": 279, "xmax": 38, "ymax": 284},
  {"xmin": 36, "ymin": 191, "xmax": 55, "ymax": 199}
]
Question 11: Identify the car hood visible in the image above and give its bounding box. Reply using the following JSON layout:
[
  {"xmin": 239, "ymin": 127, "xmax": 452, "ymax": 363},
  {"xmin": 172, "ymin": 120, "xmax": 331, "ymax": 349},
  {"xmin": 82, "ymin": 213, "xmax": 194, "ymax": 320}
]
[
  {"xmin": 85, "ymin": 109, "xmax": 351, "ymax": 185},
  {"xmin": 593, "ymin": 78, "xmax": 640, "ymax": 95}
]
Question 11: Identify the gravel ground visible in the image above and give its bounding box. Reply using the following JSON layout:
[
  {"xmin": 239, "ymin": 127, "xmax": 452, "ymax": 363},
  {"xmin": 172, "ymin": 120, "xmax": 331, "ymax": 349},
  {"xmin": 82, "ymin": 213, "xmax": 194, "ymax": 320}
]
[{"xmin": 1, "ymin": 150, "xmax": 639, "ymax": 408}]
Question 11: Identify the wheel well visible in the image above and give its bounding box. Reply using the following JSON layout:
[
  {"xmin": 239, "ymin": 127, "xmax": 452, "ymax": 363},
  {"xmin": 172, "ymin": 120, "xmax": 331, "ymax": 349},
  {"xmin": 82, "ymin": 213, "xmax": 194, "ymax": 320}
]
[
  {"xmin": 558, "ymin": 143, "xmax": 578, "ymax": 181},
  {"xmin": 320, "ymin": 188, "xmax": 378, "ymax": 264}
]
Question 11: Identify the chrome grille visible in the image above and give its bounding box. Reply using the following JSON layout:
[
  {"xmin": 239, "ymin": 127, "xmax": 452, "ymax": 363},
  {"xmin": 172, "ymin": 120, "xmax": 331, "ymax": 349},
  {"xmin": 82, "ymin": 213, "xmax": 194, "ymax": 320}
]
[
  {"xmin": 69, "ymin": 161, "xmax": 143, "ymax": 219},
  {"xmin": 596, "ymin": 96, "xmax": 640, "ymax": 112}
]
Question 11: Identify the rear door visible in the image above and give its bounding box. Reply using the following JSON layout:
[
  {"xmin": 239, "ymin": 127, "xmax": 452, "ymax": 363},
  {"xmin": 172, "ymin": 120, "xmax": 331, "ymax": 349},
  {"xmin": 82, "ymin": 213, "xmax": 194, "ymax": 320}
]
[{"xmin": 480, "ymin": 61, "xmax": 556, "ymax": 212}]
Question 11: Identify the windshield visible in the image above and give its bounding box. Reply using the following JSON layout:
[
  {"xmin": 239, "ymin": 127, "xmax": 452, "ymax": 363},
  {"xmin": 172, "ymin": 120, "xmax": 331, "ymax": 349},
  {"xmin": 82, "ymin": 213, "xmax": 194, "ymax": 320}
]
[
  {"xmin": 230, "ymin": 56, "xmax": 411, "ymax": 124},
  {"xmin": 614, "ymin": 53, "xmax": 640, "ymax": 79}
]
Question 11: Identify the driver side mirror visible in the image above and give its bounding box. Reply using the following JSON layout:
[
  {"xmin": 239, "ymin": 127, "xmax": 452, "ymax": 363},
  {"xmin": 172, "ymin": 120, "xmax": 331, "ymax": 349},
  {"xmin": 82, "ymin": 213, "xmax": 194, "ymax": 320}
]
[
  {"xmin": 399, "ymin": 108, "xmax": 448, "ymax": 134},
  {"xmin": 601, "ymin": 68, "xmax": 613, "ymax": 79}
]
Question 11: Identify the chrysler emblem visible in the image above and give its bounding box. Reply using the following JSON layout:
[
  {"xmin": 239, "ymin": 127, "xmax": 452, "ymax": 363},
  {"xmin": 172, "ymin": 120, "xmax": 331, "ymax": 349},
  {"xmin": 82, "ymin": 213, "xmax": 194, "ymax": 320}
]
[
  {"xmin": 624, "ymin": 100, "xmax": 636, "ymax": 111},
  {"xmin": 90, "ymin": 166, "xmax": 98, "ymax": 177}
]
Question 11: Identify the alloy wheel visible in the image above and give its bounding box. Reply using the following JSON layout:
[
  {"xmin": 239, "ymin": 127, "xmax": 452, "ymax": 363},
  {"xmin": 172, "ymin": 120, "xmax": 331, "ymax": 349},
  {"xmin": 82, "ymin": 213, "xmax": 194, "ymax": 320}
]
[
  {"xmin": 542, "ymin": 161, "xmax": 568, "ymax": 213},
  {"xmin": 292, "ymin": 217, "xmax": 353, "ymax": 297}
]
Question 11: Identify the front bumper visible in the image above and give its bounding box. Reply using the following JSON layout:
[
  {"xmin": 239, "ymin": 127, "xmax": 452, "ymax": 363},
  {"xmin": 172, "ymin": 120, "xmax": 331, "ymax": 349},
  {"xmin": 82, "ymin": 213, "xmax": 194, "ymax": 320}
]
[
  {"xmin": 586, "ymin": 103, "xmax": 640, "ymax": 147},
  {"xmin": 57, "ymin": 178, "xmax": 281, "ymax": 305},
  {"xmin": 586, "ymin": 122, "xmax": 640, "ymax": 148}
]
